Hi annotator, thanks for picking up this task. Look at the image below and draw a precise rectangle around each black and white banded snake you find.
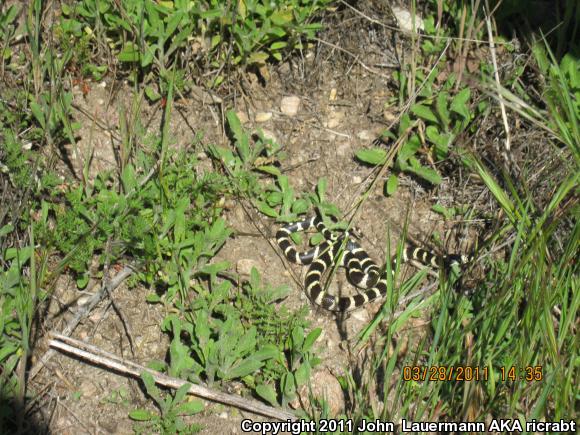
[276,213,471,312]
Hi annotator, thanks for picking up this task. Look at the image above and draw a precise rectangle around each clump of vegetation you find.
[57,0,332,91]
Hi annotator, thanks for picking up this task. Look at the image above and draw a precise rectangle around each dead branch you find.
[48,333,297,421]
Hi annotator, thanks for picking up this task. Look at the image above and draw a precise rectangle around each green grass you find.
[0,0,578,433]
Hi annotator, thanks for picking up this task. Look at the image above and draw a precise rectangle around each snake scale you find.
[276,214,470,312]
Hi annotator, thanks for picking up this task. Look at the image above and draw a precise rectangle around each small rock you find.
[77,294,93,307]
[329,88,337,101]
[326,110,345,129]
[255,111,272,123]
[357,130,374,141]
[237,259,259,275]
[280,96,301,117]
[352,176,362,184]
[391,6,424,33]
[236,111,249,124]
[383,108,397,122]
[218,412,228,419]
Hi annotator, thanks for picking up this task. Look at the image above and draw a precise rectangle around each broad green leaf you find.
[281,372,296,396]
[303,328,322,352]
[227,357,263,379]
[30,102,45,129]
[145,293,161,303]
[294,362,311,386]
[398,114,412,135]
[436,92,451,127]
[166,10,183,36]
[385,173,398,196]
[129,409,154,421]
[291,198,309,214]
[450,88,471,120]
[406,163,442,185]
[256,384,278,407]
[426,126,452,160]
[140,372,160,400]
[211,34,221,49]
[253,345,279,361]
[291,326,304,349]
[411,104,438,124]
[144,86,161,102]
[173,383,191,405]
[397,135,421,165]
[76,272,89,289]
[267,191,283,206]
[0,224,14,237]
[118,42,140,62]
[256,200,278,217]
[256,165,281,176]
[309,233,325,246]
[175,399,204,416]
[226,110,250,162]
[316,177,327,201]
[0,343,17,363]
[355,148,387,165]
[248,51,269,65]
[270,10,292,25]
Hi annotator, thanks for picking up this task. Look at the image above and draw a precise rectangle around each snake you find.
[276,214,470,312]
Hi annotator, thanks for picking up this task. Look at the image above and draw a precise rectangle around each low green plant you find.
[36,148,229,299]
[0,238,37,431]
[532,46,579,163]
[56,0,332,90]
[129,372,203,434]
[356,69,480,194]
[208,110,283,195]
[357,1,492,195]
[0,3,20,64]
[154,266,321,407]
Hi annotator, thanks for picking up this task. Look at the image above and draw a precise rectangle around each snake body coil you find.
[276,214,470,312]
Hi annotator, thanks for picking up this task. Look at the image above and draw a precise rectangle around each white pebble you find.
[280,96,301,117]
[255,111,272,122]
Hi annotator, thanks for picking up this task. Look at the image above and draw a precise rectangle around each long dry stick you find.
[49,334,296,421]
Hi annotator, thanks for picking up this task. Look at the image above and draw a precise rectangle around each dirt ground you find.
[28,3,481,434]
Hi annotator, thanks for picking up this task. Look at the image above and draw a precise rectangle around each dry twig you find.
[49,334,297,421]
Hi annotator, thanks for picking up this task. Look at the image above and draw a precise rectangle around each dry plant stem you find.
[28,265,135,381]
[49,334,297,421]
[484,0,511,152]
